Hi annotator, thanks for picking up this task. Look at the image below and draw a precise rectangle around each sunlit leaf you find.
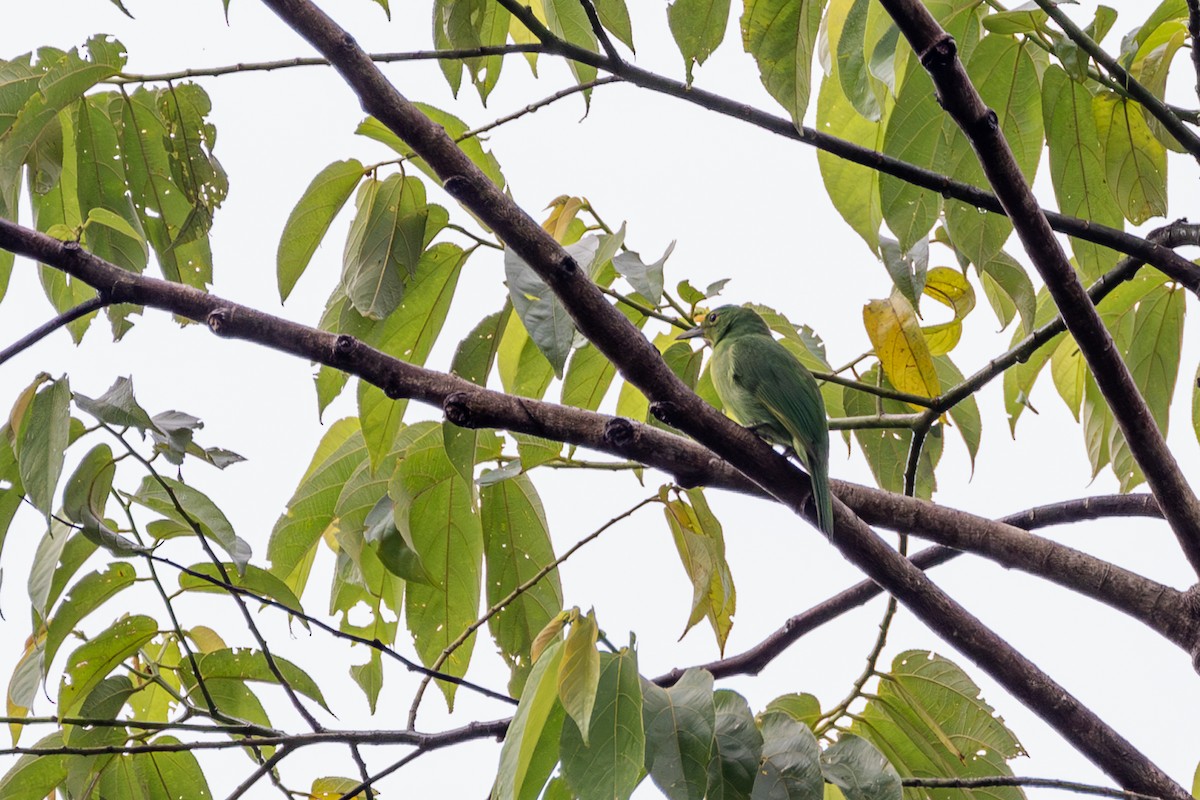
[559,610,601,744]
[495,639,565,800]
[278,159,364,301]
[1092,91,1167,225]
[862,293,940,401]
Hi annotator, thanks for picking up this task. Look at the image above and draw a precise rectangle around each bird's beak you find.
[677,326,705,341]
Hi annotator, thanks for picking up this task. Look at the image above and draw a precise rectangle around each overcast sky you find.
[3,1,1200,797]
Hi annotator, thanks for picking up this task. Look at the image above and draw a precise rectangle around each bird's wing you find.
[731,337,829,461]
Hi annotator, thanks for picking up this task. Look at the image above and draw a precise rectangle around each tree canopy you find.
[1,1,1199,799]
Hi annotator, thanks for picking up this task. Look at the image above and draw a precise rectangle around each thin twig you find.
[111,45,545,83]
[813,371,936,408]
[578,0,621,63]
[335,747,430,800]
[225,745,292,800]
[903,777,1163,800]
[0,295,107,366]
[406,493,660,727]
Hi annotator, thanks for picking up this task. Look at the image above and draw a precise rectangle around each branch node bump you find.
[63,240,82,253]
[558,254,578,275]
[443,175,473,201]
[206,307,231,336]
[649,400,680,427]
[334,334,356,355]
[603,417,636,448]
[383,382,405,400]
[919,34,957,70]
[444,391,475,427]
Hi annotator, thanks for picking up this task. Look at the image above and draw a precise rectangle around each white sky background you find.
[2,0,1200,797]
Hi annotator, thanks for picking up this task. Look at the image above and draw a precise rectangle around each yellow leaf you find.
[863,292,941,401]
[542,195,585,243]
[923,266,975,319]
[187,625,226,654]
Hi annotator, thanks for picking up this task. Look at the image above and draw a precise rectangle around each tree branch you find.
[1188,0,1200,109]
[111,45,545,83]
[903,776,1163,800]
[0,295,108,366]
[658,493,1169,685]
[876,0,1200,583]
[0,220,1187,649]
[252,3,1193,796]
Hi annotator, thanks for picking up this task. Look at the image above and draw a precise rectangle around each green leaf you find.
[44,562,136,679]
[597,0,636,51]
[446,309,510,482]
[560,648,645,800]
[977,251,1035,335]
[944,36,1042,268]
[58,615,156,719]
[129,475,252,574]
[73,376,155,430]
[154,83,227,275]
[643,669,716,800]
[129,737,214,800]
[669,0,732,82]
[178,562,305,621]
[483,473,563,689]
[16,376,70,518]
[1092,92,1166,225]
[707,689,763,800]
[0,37,126,195]
[76,96,148,274]
[933,356,980,471]
[545,0,600,91]
[357,105,506,192]
[0,732,67,799]
[741,0,827,129]
[342,174,432,320]
[662,488,736,653]
[851,651,1025,800]
[197,647,330,712]
[613,242,672,305]
[880,67,946,252]
[844,366,941,498]
[268,419,366,594]
[831,0,885,121]
[117,86,213,286]
[815,71,883,253]
[561,344,618,412]
[391,422,483,708]
[358,242,467,469]
[1003,288,1062,434]
[350,650,384,714]
[559,610,601,744]
[278,159,364,301]
[64,443,141,555]
[820,734,901,800]
[751,711,822,800]
[1042,67,1124,282]
[765,693,821,727]
[506,238,598,377]
[879,237,927,311]
[1050,335,1084,422]
[495,640,566,800]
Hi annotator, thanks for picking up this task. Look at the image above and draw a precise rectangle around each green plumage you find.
[681,305,834,535]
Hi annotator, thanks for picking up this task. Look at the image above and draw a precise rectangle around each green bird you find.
[680,305,834,536]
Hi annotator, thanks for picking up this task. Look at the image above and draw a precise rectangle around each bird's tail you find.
[807,453,834,537]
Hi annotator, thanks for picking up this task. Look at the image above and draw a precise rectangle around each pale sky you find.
[2,1,1199,797]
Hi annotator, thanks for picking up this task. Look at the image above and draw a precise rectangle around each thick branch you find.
[1,221,1186,648]
[876,0,1200,583]
[254,4,1193,796]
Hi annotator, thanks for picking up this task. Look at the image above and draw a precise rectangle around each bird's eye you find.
[707,312,718,323]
